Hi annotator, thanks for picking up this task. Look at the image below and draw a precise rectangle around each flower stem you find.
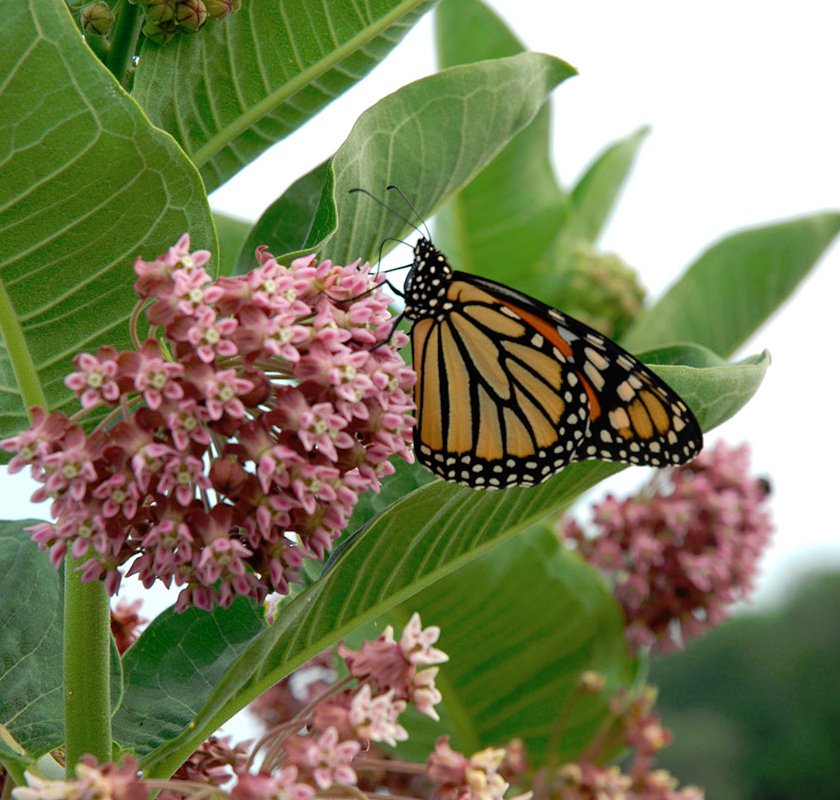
[64,557,112,771]
[105,0,142,89]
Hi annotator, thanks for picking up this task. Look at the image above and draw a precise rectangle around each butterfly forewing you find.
[411,278,591,488]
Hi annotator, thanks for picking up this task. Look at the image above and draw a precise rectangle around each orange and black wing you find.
[411,273,702,488]
[411,277,592,488]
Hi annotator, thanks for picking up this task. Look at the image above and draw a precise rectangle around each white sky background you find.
[3,1,839,616]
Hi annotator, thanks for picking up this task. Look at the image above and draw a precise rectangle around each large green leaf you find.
[123,350,765,780]
[132,1,435,193]
[242,52,576,268]
[213,211,252,277]
[237,161,332,271]
[112,599,265,757]
[388,526,634,765]
[563,126,650,247]
[0,520,64,762]
[431,0,568,295]
[0,520,123,765]
[0,1,215,449]
[622,213,840,356]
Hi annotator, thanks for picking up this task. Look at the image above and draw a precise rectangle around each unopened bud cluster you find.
[133,0,242,43]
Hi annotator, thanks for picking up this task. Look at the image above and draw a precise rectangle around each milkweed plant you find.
[0,2,837,800]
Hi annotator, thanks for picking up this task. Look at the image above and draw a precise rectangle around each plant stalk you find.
[105,0,142,89]
[64,558,112,771]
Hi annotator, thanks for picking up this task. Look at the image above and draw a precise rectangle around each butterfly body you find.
[404,237,703,489]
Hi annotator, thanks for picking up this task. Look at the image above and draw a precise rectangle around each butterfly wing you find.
[411,273,702,488]
[411,276,592,488]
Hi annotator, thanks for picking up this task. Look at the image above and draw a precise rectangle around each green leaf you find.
[213,211,252,277]
[564,126,650,246]
[112,599,265,757]
[133,349,764,780]
[389,526,634,764]
[653,348,769,431]
[251,52,576,266]
[621,212,840,357]
[341,458,436,544]
[132,1,435,193]
[0,520,123,762]
[236,160,332,272]
[431,0,569,294]
[0,520,64,760]
[0,1,214,449]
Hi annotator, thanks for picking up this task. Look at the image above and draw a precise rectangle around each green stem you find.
[105,0,143,89]
[64,558,112,771]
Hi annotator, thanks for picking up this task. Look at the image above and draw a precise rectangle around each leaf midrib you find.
[191,0,428,167]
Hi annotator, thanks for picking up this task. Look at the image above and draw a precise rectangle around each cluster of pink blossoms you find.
[11,619,707,800]
[563,441,773,652]
[1,235,415,610]
[530,679,702,800]
[14,615,454,800]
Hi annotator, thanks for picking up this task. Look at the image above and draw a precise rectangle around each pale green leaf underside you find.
[389,527,634,764]
[622,212,840,357]
[245,52,576,267]
[432,0,569,292]
[0,521,64,761]
[0,1,214,448]
[0,520,123,761]
[133,0,435,193]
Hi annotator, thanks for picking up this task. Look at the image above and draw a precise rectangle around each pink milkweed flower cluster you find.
[14,615,523,800]
[13,757,147,800]
[533,683,703,800]
[1,235,415,611]
[563,441,772,652]
[242,612,448,796]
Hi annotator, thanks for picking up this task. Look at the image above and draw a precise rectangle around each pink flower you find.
[428,740,514,800]
[65,348,121,408]
[564,441,772,652]
[301,726,360,790]
[428,736,469,796]
[348,684,408,746]
[122,340,185,410]
[13,756,147,800]
[410,665,443,720]
[231,769,315,800]
[401,611,449,665]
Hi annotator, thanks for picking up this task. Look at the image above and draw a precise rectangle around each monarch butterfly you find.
[355,188,703,489]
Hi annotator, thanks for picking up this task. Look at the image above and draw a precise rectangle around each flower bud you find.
[554,245,645,339]
[205,0,241,20]
[81,2,114,36]
[143,0,176,23]
[175,0,208,33]
[142,16,177,43]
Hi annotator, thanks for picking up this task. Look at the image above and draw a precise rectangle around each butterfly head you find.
[403,238,453,320]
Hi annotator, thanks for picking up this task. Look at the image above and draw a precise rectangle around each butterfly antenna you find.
[375,236,413,279]
[348,187,428,240]
[386,184,432,241]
